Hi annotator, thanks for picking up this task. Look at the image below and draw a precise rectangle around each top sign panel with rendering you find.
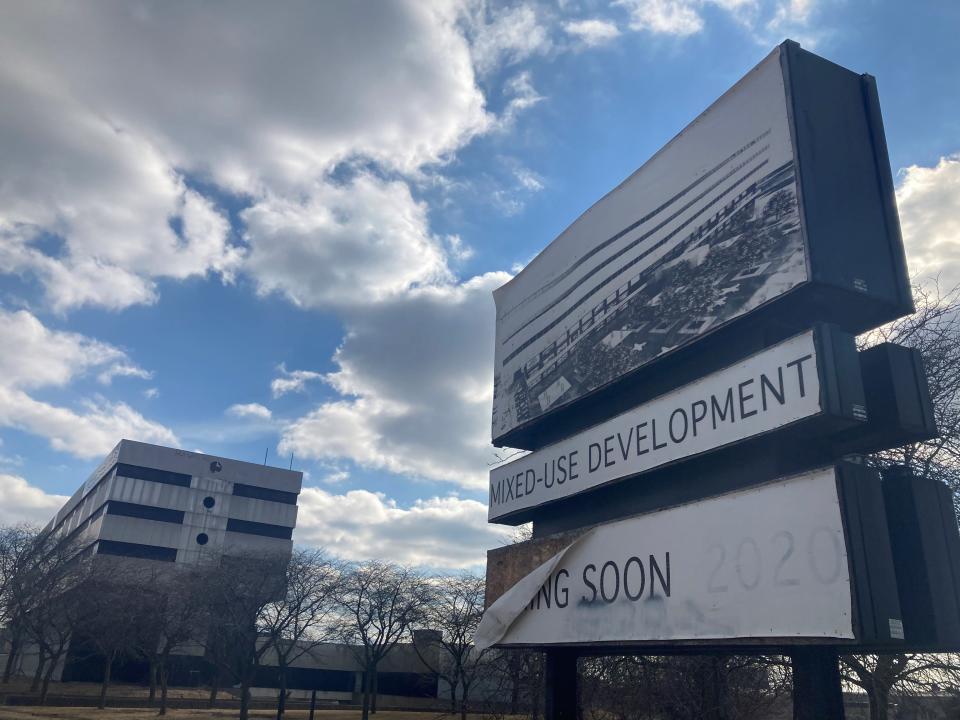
[492,47,804,443]
[491,41,911,447]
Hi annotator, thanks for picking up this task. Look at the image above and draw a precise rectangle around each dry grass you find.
[0,709,509,720]
[0,683,216,701]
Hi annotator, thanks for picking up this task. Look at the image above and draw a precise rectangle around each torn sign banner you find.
[476,467,855,650]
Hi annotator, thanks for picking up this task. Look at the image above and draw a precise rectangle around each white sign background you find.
[492,46,807,439]
[489,330,820,521]
[476,468,853,649]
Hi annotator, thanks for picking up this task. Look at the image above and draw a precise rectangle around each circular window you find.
[196,533,209,546]
[209,461,222,473]
[202,496,215,509]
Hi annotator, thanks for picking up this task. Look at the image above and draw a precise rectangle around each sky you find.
[0,0,958,571]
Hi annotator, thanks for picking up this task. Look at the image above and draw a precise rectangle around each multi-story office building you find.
[44,439,302,564]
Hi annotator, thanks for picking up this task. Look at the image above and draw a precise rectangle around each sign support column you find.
[544,648,578,720]
[791,647,845,720]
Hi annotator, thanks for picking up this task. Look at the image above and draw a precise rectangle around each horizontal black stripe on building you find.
[106,501,185,525]
[116,463,192,488]
[225,517,293,539]
[95,539,177,562]
[232,483,298,505]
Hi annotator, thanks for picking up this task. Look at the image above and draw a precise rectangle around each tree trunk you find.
[509,653,521,714]
[148,658,157,705]
[39,655,59,705]
[371,665,378,714]
[208,672,220,708]
[361,668,372,720]
[30,654,46,692]
[98,653,113,709]
[159,663,170,716]
[239,683,252,720]
[868,681,891,720]
[2,630,21,683]
[275,664,288,720]
[460,680,469,720]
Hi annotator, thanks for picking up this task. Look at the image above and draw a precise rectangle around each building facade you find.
[44,439,302,564]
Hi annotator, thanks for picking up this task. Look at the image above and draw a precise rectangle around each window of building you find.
[196,533,209,546]
[95,539,177,562]
[202,496,216,509]
[232,483,298,505]
[106,501,185,524]
[116,463,192,488]
[225,518,293,540]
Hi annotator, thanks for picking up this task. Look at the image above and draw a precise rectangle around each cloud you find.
[280,272,511,489]
[467,3,552,76]
[617,0,704,35]
[295,486,511,569]
[497,71,546,132]
[0,308,176,458]
[897,154,960,291]
[0,2,489,311]
[612,0,817,43]
[244,174,452,309]
[226,403,273,420]
[271,365,325,398]
[563,18,622,46]
[0,473,68,526]
[97,363,153,385]
[0,390,177,460]
[144,387,160,400]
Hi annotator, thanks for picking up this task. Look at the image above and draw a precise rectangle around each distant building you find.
[44,439,302,565]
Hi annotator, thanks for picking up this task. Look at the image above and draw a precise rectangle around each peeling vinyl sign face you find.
[492,46,805,442]
[489,329,822,522]
[476,468,853,648]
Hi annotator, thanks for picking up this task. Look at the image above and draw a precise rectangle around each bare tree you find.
[258,548,341,720]
[842,281,960,720]
[0,524,37,683]
[1,525,86,692]
[412,572,494,719]
[334,561,432,720]
[76,560,145,709]
[578,654,790,720]
[124,563,209,715]
[200,552,287,720]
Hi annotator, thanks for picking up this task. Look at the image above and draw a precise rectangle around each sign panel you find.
[492,45,805,442]
[489,329,831,522]
[476,468,854,649]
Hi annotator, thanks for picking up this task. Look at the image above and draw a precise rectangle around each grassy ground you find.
[0,710,508,720]
[0,683,217,700]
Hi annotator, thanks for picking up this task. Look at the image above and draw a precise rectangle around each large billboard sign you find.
[492,41,911,448]
[489,326,865,523]
[477,466,901,649]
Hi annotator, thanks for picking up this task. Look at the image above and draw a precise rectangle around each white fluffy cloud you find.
[271,366,325,398]
[244,175,453,308]
[0,1,490,312]
[0,474,67,526]
[0,309,175,458]
[896,154,960,291]
[295,486,511,568]
[280,272,510,489]
[226,403,273,420]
